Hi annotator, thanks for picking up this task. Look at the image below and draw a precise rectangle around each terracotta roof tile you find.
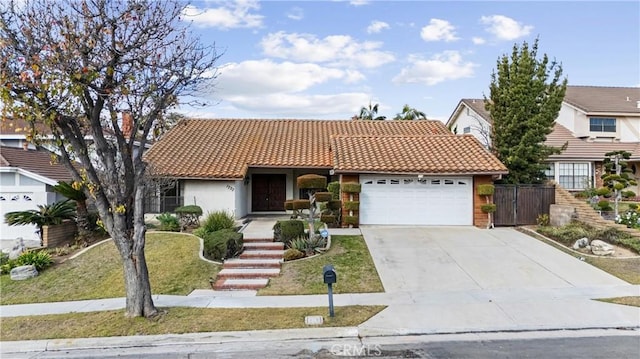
[0,146,74,182]
[331,135,508,175]
[546,123,640,161]
[144,119,454,179]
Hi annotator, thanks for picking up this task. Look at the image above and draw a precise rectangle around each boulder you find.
[572,237,589,250]
[10,265,38,280]
[590,240,615,256]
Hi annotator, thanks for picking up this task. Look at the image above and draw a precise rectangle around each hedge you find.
[341,183,361,193]
[477,184,495,196]
[202,229,243,261]
[174,205,203,216]
[292,199,311,210]
[343,215,359,226]
[327,181,340,200]
[480,204,497,213]
[327,200,342,210]
[343,201,359,211]
[284,200,294,211]
[314,192,333,202]
[320,214,336,224]
[297,174,327,189]
[273,220,305,245]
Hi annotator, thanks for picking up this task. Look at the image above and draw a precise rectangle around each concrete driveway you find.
[360,226,629,293]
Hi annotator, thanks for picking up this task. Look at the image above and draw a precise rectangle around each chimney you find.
[121,112,134,139]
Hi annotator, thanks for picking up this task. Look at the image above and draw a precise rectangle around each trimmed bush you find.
[174,205,203,217]
[480,204,496,213]
[292,199,311,210]
[320,214,336,224]
[343,215,359,226]
[314,192,333,202]
[283,248,305,261]
[327,181,340,200]
[327,200,342,211]
[341,183,361,193]
[273,220,305,246]
[202,229,243,261]
[597,200,612,211]
[201,210,236,233]
[622,190,637,198]
[16,250,53,271]
[595,187,611,196]
[156,213,180,232]
[477,184,495,196]
[297,174,327,189]
[284,200,294,211]
[343,201,360,211]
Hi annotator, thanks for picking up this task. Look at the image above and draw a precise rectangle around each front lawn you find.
[258,235,384,295]
[0,305,386,341]
[0,232,219,305]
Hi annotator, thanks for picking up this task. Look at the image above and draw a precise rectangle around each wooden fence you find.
[494,185,556,226]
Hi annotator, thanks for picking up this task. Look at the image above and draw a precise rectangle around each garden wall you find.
[42,221,77,248]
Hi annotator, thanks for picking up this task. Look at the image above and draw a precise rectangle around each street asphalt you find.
[1,221,639,356]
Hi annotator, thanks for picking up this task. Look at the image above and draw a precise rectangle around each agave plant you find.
[4,200,77,244]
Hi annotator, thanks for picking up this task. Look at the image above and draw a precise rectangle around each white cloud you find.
[480,15,533,40]
[392,51,477,85]
[215,60,365,98]
[367,20,390,34]
[260,31,395,69]
[226,92,371,117]
[181,1,263,29]
[472,37,486,45]
[349,0,370,6]
[420,19,459,42]
[287,7,304,20]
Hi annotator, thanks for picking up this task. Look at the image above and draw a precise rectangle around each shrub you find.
[320,214,336,224]
[629,203,639,210]
[536,222,592,246]
[174,205,203,217]
[314,192,333,202]
[343,215,359,226]
[622,190,637,198]
[297,174,327,189]
[0,252,17,275]
[480,204,496,213]
[202,211,236,233]
[536,214,550,226]
[327,200,342,210]
[283,248,305,261]
[16,250,53,271]
[156,213,180,232]
[327,181,340,200]
[343,201,359,211]
[273,220,305,246]
[202,229,243,261]
[341,183,361,193]
[597,200,612,211]
[596,187,611,196]
[192,226,209,239]
[289,235,326,255]
[292,199,311,210]
[284,200,294,211]
[616,209,640,229]
[477,184,495,196]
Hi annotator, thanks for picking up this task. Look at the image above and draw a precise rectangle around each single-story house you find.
[0,146,73,243]
[144,119,507,227]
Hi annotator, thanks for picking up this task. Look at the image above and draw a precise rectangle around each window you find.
[376,179,387,185]
[390,179,400,185]
[463,126,471,134]
[1,173,15,186]
[589,117,616,133]
[544,163,555,181]
[559,163,590,190]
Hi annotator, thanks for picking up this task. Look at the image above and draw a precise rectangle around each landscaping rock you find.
[10,265,38,280]
[590,240,615,256]
[572,237,589,250]
[8,238,26,260]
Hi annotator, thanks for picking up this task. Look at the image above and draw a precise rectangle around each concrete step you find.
[243,238,274,243]
[217,268,281,279]
[223,258,282,269]
[243,242,284,250]
[240,250,285,259]
[213,278,269,291]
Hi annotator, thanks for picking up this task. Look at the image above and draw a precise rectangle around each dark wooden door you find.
[252,174,286,211]
[494,185,555,226]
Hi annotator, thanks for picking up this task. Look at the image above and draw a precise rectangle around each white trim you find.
[0,167,60,186]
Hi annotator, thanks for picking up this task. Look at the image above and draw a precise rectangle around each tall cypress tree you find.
[485,38,567,184]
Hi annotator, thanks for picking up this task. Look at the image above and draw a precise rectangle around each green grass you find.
[0,232,220,305]
[0,305,386,341]
[258,235,384,295]
[597,296,640,308]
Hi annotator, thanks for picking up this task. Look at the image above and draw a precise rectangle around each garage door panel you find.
[360,176,472,225]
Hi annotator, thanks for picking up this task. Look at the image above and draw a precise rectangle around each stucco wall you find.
[182,180,237,218]
[0,172,53,241]
[450,104,491,148]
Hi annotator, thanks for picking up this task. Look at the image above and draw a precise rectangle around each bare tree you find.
[0,0,220,317]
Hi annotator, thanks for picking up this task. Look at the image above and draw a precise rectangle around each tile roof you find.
[331,135,508,175]
[0,146,74,182]
[143,119,494,179]
[564,86,640,114]
[546,123,640,161]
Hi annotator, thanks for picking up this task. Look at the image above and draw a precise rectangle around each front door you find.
[252,174,286,211]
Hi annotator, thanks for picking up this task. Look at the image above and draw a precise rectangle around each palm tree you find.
[5,200,76,245]
[52,181,92,240]
[356,101,386,121]
[393,104,427,120]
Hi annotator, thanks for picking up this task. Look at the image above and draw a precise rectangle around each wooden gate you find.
[494,185,555,226]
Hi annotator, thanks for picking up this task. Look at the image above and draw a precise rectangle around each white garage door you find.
[359,175,473,225]
[0,192,41,242]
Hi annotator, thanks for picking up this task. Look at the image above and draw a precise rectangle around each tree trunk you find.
[75,201,92,241]
[118,226,157,318]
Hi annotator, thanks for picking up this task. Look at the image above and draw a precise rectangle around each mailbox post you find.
[323,264,337,317]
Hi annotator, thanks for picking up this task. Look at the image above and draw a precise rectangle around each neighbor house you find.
[144,119,508,227]
[445,86,640,192]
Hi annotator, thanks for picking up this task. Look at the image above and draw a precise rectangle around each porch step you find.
[243,238,274,243]
[213,278,269,291]
[223,258,282,269]
[243,242,284,250]
[240,249,285,259]
[217,268,281,279]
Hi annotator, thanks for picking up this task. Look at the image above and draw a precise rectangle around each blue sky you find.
[179,0,640,122]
